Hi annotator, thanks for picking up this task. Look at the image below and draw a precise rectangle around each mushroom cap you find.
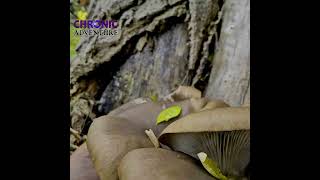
[87,98,222,180]
[159,107,249,134]
[158,107,250,177]
[118,148,215,180]
[70,143,100,180]
[169,86,202,100]
[87,116,154,180]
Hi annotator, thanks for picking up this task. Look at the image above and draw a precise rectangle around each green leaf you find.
[156,105,182,124]
[77,10,88,20]
[150,94,158,102]
[197,152,228,180]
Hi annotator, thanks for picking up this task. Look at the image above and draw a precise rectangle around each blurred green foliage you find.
[77,10,88,20]
[70,25,80,59]
[70,8,87,59]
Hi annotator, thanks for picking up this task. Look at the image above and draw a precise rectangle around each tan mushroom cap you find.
[118,148,215,180]
[159,107,250,136]
[70,143,100,180]
[87,98,222,180]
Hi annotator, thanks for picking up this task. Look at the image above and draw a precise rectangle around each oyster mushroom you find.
[158,107,250,178]
[118,148,214,180]
[70,143,100,180]
[163,86,202,102]
[87,97,228,180]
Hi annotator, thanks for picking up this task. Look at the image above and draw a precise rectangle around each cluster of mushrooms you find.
[70,86,250,180]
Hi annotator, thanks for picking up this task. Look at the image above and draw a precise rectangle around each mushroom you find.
[158,107,250,178]
[163,86,202,102]
[86,90,228,180]
[118,148,214,180]
[70,143,100,180]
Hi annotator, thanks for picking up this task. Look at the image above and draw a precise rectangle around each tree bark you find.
[97,23,189,114]
[70,0,250,140]
[205,0,250,106]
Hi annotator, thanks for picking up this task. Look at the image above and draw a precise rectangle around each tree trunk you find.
[205,0,250,106]
[70,0,250,142]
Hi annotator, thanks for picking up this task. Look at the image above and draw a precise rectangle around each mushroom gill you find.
[158,107,250,178]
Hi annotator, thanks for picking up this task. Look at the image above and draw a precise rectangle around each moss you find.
[208,52,215,63]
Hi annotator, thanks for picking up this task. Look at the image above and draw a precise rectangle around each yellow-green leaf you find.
[150,94,158,102]
[156,105,182,124]
[77,10,88,20]
[197,152,228,180]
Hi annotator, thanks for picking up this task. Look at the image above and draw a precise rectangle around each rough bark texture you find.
[70,0,250,142]
[205,0,250,106]
[98,23,189,114]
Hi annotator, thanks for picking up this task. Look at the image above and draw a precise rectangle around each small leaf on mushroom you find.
[198,152,228,180]
[156,105,182,124]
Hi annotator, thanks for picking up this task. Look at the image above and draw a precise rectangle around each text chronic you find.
[73,20,118,29]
